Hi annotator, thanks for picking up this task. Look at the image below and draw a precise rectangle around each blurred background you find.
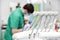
[0,0,60,40]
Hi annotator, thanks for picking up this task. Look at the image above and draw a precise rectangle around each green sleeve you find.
[10,12,19,29]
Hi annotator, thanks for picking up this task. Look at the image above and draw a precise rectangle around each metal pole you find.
[48,15,57,32]
[33,15,44,38]
[29,14,40,39]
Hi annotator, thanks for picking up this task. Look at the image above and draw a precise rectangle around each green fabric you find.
[5,8,24,40]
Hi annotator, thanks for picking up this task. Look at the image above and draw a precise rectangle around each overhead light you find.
[27,0,31,3]
[39,0,43,4]
[27,0,47,4]
[43,0,47,4]
[31,0,38,3]
[31,0,43,4]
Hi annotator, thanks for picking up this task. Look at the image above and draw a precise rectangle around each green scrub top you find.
[5,8,24,40]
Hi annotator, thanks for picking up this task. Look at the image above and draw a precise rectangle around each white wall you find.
[1,0,10,24]
[1,0,60,24]
[0,0,2,40]
[10,0,28,7]
[1,0,27,24]
[43,0,59,11]
[50,0,60,21]
[43,0,60,21]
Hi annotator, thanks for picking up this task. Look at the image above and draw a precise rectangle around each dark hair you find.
[23,3,34,13]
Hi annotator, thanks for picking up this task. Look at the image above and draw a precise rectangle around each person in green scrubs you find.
[5,3,34,40]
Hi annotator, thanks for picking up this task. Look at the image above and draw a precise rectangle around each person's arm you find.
[10,11,24,34]
[12,29,23,34]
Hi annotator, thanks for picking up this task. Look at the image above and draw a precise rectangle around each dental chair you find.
[13,11,60,40]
